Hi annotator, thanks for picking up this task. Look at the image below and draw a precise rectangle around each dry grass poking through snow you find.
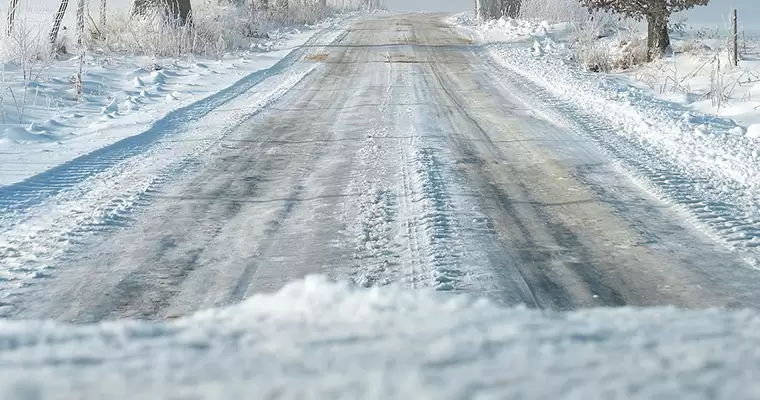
[510,0,760,121]
[630,30,760,118]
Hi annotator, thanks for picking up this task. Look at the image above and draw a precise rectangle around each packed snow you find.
[451,13,760,266]
[1,276,760,399]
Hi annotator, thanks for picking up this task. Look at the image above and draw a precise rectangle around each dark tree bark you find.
[502,0,520,18]
[7,0,19,35]
[477,0,521,20]
[49,0,70,45]
[165,0,192,25]
[132,0,192,26]
[580,0,709,61]
[646,13,670,59]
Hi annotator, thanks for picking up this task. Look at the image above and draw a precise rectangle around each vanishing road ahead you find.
[10,13,760,321]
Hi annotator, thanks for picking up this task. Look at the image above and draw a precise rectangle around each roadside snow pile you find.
[2,276,760,399]
[452,14,760,255]
[0,24,331,186]
[0,3,363,187]
[449,12,561,44]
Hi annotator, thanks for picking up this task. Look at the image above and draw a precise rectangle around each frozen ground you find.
[3,276,760,399]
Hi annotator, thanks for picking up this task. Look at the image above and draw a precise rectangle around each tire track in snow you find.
[0,25,346,220]
[0,31,345,304]
[344,52,402,287]
[408,147,466,291]
[343,20,471,291]
[393,60,468,292]
[478,49,760,266]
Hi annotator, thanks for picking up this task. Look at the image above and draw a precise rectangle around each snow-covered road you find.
[5,13,760,320]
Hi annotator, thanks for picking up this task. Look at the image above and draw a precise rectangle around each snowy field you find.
[0,27,333,186]
[0,0,363,187]
[2,276,760,399]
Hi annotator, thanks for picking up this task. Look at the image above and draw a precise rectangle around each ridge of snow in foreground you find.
[0,275,759,399]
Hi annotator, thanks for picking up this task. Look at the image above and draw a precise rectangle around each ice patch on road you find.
[1,276,760,399]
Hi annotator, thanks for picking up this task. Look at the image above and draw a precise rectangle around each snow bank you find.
[1,276,760,399]
[451,14,760,257]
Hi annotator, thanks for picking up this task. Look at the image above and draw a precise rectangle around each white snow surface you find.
[1,275,760,399]
[451,14,760,263]
[0,17,347,187]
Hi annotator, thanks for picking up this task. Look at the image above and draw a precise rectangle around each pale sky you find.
[384,0,470,12]
[678,0,758,26]
[384,0,758,28]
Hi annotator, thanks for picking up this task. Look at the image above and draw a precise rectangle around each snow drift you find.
[1,275,759,399]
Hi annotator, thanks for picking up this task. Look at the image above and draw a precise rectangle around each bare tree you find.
[579,0,709,59]
[100,0,107,27]
[476,0,520,20]
[502,0,520,17]
[6,0,20,35]
[75,0,85,97]
[132,0,192,26]
[49,0,70,45]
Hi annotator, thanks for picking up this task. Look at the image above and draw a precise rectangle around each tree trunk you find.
[475,0,485,20]
[476,0,492,20]
[49,0,70,45]
[165,0,192,25]
[477,0,500,20]
[6,0,19,35]
[646,13,670,60]
[75,0,84,46]
[100,0,107,28]
[75,0,85,97]
[131,0,149,17]
[489,0,500,19]
[132,0,191,26]
[502,0,520,18]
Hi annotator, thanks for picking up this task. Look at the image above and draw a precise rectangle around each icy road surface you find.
[5,14,760,321]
